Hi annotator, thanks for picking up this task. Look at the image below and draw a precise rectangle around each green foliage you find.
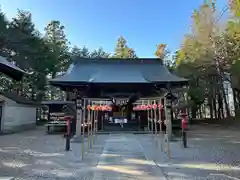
[225,1,240,90]
[44,20,70,75]
[90,47,110,58]
[172,0,240,118]
[0,8,112,101]
[114,36,137,58]
[229,0,240,17]
[173,1,230,118]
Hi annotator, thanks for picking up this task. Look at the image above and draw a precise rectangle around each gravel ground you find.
[0,127,108,180]
[137,126,240,180]
[1,126,240,180]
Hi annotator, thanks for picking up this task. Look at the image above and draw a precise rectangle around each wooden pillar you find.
[96,110,98,133]
[87,100,91,151]
[92,104,96,142]
[100,101,104,131]
[154,100,157,135]
[165,96,172,141]
[151,100,154,135]
[159,98,163,151]
[90,103,93,147]
[81,98,86,160]
[147,100,150,133]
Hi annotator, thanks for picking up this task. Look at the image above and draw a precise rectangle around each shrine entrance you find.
[102,110,140,131]
[86,99,140,132]
[85,97,166,132]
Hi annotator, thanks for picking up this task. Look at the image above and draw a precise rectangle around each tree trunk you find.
[212,82,217,119]
[191,105,197,119]
[212,97,217,119]
[233,89,238,112]
[50,72,56,100]
[220,82,230,117]
[237,90,240,108]
[208,96,214,120]
[199,106,203,119]
[218,71,231,117]
[233,88,240,112]
[217,93,224,119]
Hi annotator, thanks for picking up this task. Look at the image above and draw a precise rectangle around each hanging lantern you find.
[152,103,157,109]
[146,104,151,110]
[87,105,91,110]
[158,104,163,109]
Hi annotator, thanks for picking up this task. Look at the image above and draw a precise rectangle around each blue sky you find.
[1,0,226,57]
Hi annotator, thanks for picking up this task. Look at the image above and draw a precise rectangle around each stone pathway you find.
[92,134,167,180]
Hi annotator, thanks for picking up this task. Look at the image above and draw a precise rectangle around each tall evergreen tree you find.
[114,36,137,58]
[44,20,70,77]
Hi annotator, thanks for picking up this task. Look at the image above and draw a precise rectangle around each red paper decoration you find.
[133,104,164,111]
[86,104,163,111]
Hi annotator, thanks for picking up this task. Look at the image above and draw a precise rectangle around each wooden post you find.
[151,100,154,136]
[92,106,95,143]
[154,100,157,135]
[153,100,156,142]
[101,115,104,130]
[165,97,172,141]
[100,101,104,131]
[164,97,171,159]
[159,98,163,152]
[87,100,91,151]
[141,100,144,131]
[65,118,71,151]
[102,101,105,131]
[147,100,150,133]
[81,98,86,160]
[167,139,171,159]
[90,104,93,147]
[96,110,98,134]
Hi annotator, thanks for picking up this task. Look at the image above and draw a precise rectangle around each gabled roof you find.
[49,58,188,87]
[0,56,27,81]
[0,92,39,106]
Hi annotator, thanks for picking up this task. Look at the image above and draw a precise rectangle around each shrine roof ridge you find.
[73,58,163,65]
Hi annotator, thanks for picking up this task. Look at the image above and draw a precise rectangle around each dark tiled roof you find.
[0,56,27,81]
[0,92,39,106]
[50,58,188,87]
[41,100,75,105]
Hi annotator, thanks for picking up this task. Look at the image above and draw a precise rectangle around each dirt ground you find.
[0,125,240,180]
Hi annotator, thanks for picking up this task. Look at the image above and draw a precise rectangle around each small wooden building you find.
[0,92,39,133]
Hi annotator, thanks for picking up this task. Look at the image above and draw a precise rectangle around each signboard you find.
[114,118,128,124]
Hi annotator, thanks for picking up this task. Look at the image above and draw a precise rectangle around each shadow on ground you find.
[0,128,108,179]
[137,126,240,180]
